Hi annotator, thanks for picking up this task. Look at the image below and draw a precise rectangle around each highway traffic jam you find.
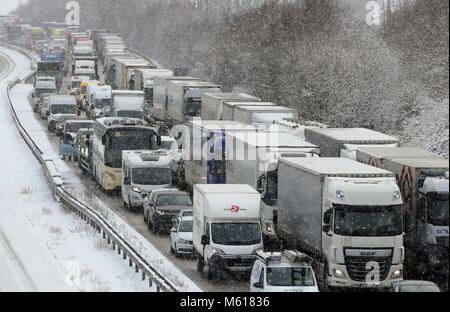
[1,17,448,293]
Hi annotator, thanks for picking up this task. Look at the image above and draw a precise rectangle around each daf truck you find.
[201,93,262,120]
[305,128,400,160]
[193,184,263,280]
[277,157,405,289]
[225,132,320,243]
[356,147,449,281]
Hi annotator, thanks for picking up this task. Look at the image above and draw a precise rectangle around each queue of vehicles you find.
[17,22,448,292]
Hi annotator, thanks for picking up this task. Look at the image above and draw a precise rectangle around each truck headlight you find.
[336,190,345,200]
[333,269,345,277]
[212,248,225,255]
[132,187,142,193]
[391,269,402,279]
[266,223,275,235]
[393,191,401,201]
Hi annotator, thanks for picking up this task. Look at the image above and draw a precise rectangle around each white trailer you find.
[201,93,261,120]
[356,147,449,280]
[112,90,145,120]
[305,128,400,159]
[152,76,200,122]
[222,102,277,121]
[232,105,299,127]
[114,58,155,90]
[193,184,263,280]
[277,157,405,289]
[167,81,221,126]
[225,132,319,241]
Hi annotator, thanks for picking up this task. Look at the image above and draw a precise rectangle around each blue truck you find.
[37,52,64,90]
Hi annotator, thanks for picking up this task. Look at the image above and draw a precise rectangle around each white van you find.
[73,60,96,80]
[88,85,112,119]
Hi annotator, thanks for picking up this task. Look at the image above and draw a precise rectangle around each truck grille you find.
[344,250,392,282]
[223,256,255,268]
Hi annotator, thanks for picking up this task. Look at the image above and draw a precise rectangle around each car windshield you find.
[104,129,157,168]
[156,194,192,207]
[66,122,92,133]
[427,198,449,226]
[51,104,77,115]
[211,223,261,246]
[72,81,82,88]
[132,167,171,185]
[178,220,193,233]
[334,204,403,237]
[95,98,112,109]
[181,211,193,217]
[266,267,316,287]
[399,285,440,292]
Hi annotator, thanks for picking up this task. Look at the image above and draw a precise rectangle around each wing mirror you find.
[124,177,131,185]
[201,234,210,245]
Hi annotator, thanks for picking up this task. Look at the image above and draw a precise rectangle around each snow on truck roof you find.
[202,92,261,102]
[170,80,220,88]
[123,150,172,167]
[280,157,395,177]
[195,184,259,195]
[307,128,399,143]
[227,132,318,149]
[189,120,256,130]
[357,147,443,160]
[224,101,277,107]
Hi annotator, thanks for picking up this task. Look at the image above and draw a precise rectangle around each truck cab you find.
[112,90,146,120]
[250,250,319,292]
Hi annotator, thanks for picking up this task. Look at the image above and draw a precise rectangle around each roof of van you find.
[49,95,77,104]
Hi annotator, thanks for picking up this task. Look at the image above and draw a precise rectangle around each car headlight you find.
[211,247,225,255]
[333,269,345,278]
[253,247,263,255]
[132,187,142,193]
[178,238,190,244]
[156,210,166,216]
[336,190,345,200]
[393,191,401,201]
[392,269,402,279]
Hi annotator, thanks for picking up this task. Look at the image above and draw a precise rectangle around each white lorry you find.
[305,128,400,160]
[222,102,277,121]
[232,105,299,127]
[193,184,264,280]
[152,76,200,123]
[200,93,262,120]
[114,58,155,90]
[356,147,449,281]
[267,119,329,141]
[277,157,405,289]
[111,90,145,120]
[166,81,221,126]
[73,60,96,80]
[122,150,173,211]
[225,132,320,243]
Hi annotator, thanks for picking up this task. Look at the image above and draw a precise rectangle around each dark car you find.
[143,189,193,234]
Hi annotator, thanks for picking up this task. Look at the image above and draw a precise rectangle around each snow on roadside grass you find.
[68,188,202,292]
[19,185,154,292]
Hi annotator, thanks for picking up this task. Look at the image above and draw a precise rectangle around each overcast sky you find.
[0,0,30,15]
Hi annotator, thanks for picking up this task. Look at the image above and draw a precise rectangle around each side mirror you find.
[124,177,131,185]
[201,234,209,245]
[77,109,81,116]
[68,86,71,90]
[253,282,263,289]
[322,224,330,234]
[32,93,35,98]
[157,134,162,147]
[323,209,331,224]
[46,111,50,116]
[257,175,266,194]
[101,135,106,145]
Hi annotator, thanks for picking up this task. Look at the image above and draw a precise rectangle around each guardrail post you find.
[102,231,106,239]
[135,264,139,273]
[123,252,126,260]
[142,272,145,281]
[118,247,121,255]
[148,279,152,288]
[157,285,161,292]
[107,236,110,245]
[112,241,115,250]
[129,259,132,267]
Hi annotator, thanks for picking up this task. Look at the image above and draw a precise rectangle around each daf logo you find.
[360,251,376,256]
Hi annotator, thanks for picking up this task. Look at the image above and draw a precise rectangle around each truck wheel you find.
[322,262,330,292]
[207,265,214,280]
[152,222,158,234]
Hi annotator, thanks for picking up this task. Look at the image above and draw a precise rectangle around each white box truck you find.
[222,102,277,121]
[201,93,261,120]
[193,184,263,280]
[277,157,405,289]
[114,58,155,90]
[232,105,299,127]
[225,132,320,242]
[111,90,145,120]
[166,81,221,126]
[305,128,400,160]
[152,76,201,122]
[356,147,449,281]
